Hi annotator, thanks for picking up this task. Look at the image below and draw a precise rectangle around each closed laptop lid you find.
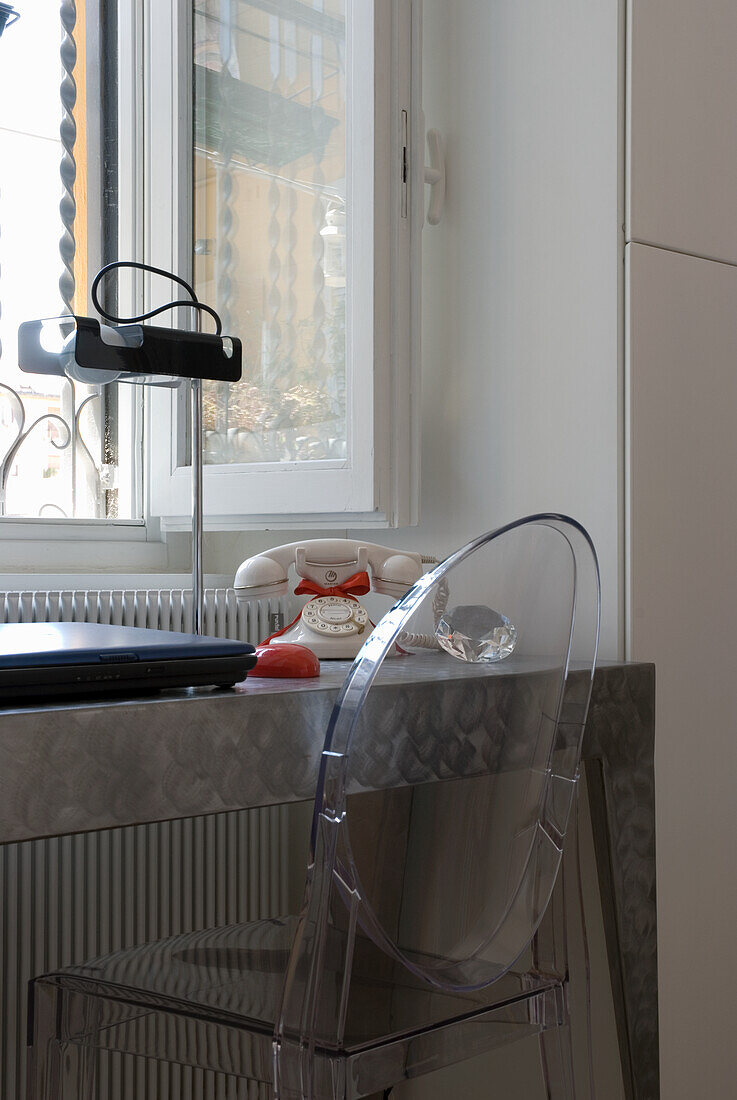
[0,622,253,668]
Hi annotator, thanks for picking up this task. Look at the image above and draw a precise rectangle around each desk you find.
[0,657,656,1099]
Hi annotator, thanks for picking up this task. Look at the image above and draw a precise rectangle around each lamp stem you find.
[192,316,204,635]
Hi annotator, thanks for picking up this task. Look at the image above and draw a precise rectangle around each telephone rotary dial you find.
[301,596,369,637]
[234,539,423,659]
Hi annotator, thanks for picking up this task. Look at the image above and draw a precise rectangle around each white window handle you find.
[424,129,445,226]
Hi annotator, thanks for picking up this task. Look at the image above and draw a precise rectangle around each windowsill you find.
[0,572,233,590]
[0,521,173,575]
[158,510,392,533]
[0,518,147,540]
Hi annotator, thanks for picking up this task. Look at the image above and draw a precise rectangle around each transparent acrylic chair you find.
[27,514,600,1100]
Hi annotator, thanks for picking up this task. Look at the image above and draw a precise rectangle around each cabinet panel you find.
[626,243,737,1100]
[628,0,737,261]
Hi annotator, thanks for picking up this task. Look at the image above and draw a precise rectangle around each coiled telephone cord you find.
[396,572,448,650]
[396,631,441,650]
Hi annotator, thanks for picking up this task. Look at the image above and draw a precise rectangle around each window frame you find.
[140,0,423,532]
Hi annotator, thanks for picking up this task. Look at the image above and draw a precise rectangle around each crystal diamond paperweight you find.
[435,604,518,663]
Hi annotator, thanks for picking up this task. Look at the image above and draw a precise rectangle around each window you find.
[0,0,141,524]
[145,0,422,529]
[194,1,351,469]
[0,0,421,536]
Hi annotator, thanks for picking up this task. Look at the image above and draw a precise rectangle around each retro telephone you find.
[235,539,424,661]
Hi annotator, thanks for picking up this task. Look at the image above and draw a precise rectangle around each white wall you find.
[627,244,737,1100]
[355,0,624,658]
[627,3,737,1096]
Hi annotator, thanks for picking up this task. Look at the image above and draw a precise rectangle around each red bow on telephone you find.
[293,571,371,601]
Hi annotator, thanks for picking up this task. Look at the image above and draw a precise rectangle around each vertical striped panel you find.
[0,810,289,1099]
[0,587,285,643]
[0,587,291,1099]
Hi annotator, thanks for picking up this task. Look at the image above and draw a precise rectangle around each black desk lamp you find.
[17,261,243,634]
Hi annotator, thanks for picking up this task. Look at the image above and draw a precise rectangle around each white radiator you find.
[0,585,292,1100]
[0,585,288,644]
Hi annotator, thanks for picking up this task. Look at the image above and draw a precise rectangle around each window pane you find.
[193,0,348,466]
[0,0,139,521]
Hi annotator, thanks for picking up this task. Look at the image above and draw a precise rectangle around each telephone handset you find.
[234,539,423,660]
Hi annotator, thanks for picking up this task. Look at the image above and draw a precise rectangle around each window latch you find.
[424,129,445,226]
[401,109,409,219]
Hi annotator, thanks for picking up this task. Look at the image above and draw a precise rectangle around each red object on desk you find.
[252,643,320,678]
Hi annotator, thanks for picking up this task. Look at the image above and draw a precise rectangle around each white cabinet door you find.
[628,0,737,262]
[627,242,737,1100]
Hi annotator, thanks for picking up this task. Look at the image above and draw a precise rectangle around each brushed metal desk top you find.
[0,655,650,846]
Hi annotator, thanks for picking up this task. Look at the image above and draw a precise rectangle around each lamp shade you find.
[17,317,242,387]
[0,4,20,37]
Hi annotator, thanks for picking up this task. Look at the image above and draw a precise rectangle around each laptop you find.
[0,622,257,701]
